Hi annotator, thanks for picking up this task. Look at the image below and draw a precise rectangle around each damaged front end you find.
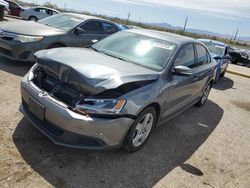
[27,56,159,117]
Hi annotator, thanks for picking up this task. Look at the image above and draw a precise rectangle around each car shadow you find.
[13,100,223,188]
[213,76,234,90]
[0,57,32,77]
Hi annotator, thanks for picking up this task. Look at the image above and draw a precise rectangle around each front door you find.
[71,21,103,47]
[161,44,201,119]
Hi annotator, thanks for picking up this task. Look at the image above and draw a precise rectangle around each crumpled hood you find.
[1,21,65,36]
[34,48,159,95]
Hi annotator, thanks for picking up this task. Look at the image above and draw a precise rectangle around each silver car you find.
[0,13,124,61]
[20,29,216,152]
[20,6,59,21]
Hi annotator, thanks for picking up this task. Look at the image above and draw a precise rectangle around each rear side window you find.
[80,21,101,34]
[102,22,117,34]
[174,44,195,68]
[196,44,209,65]
[9,2,19,8]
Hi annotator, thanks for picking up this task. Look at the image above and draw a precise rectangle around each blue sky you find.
[23,0,250,37]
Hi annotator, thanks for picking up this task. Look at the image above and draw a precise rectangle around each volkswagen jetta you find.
[20,29,216,152]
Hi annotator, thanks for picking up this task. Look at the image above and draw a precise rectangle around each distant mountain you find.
[150,23,250,41]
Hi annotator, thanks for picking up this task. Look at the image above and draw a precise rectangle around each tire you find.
[195,83,212,107]
[29,16,38,21]
[47,44,65,49]
[123,107,157,152]
[220,70,226,77]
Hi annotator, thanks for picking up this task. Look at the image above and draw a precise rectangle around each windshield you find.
[38,14,84,31]
[201,41,224,56]
[92,31,178,71]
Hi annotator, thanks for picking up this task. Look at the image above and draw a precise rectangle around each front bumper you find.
[0,38,44,62]
[20,78,134,150]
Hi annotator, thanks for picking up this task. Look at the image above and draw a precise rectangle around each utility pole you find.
[139,16,141,24]
[183,16,188,32]
[64,0,67,11]
[126,12,130,25]
[233,29,239,40]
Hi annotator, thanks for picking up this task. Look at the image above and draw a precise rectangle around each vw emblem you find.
[38,91,47,97]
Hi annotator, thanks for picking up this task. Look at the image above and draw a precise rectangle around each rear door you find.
[194,44,212,94]
[161,43,200,118]
[73,20,103,47]
[101,22,119,38]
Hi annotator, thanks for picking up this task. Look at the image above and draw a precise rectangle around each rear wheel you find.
[28,16,38,21]
[220,70,226,77]
[123,107,157,152]
[196,83,212,107]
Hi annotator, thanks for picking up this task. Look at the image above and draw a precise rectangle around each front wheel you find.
[195,83,212,107]
[123,107,157,152]
[28,16,38,21]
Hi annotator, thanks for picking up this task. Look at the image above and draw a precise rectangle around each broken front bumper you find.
[20,77,134,150]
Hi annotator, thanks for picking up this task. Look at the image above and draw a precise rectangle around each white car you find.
[20,6,59,21]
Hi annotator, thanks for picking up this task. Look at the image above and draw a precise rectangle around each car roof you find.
[198,39,226,46]
[127,29,196,45]
[61,13,110,22]
[32,6,60,13]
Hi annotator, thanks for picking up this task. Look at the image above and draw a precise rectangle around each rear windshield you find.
[201,41,224,56]
[92,31,178,71]
[38,14,84,31]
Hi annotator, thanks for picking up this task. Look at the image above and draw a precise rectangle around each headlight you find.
[27,64,37,81]
[74,98,126,116]
[14,35,44,43]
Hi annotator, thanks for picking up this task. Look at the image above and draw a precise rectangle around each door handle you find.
[194,75,199,81]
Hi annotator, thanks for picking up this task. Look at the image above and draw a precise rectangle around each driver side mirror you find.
[213,55,222,60]
[74,27,86,35]
[223,54,232,60]
[173,65,193,76]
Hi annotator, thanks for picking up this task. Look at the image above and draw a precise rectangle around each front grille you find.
[22,99,105,148]
[0,46,12,57]
[1,36,14,41]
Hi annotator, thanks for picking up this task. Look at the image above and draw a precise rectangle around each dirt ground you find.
[0,56,249,188]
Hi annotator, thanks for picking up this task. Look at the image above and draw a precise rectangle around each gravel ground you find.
[0,56,249,188]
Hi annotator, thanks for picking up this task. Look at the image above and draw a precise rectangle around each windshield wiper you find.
[100,51,131,62]
[89,46,100,52]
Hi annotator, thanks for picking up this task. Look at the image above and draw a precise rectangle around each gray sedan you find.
[0,13,123,61]
[20,29,216,152]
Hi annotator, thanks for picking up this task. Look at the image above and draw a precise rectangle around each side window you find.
[52,11,58,15]
[10,2,18,8]
[224,46,228,55]
[196,44,208,65]
[80,21,101,34]
[102,22,117,34]
[34,8,40,12]
[45,9,52,15]
[174,44,195,68]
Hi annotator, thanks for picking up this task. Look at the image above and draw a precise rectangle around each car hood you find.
[34,48,159,95]
[1,21,65,36]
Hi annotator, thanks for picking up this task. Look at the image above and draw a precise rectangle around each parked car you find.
[0,0,9,16]
[5,0,24,16]
[20,6,59,21]
[198,39,231,81]
[229,49,250,67]
[0,13,124,61]
[20,29,217,152]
